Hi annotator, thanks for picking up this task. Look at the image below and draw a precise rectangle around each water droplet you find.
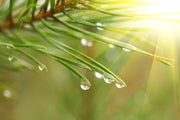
[115,81,126,88]
[80,84,90,90]
[81,38,88,46]
[94,72,103,79]
[122,48,131,52]
[23,24,31,28]
[96,22,104,30]
[38,65,45,71]
[87,41,93,47]
[6,46,11,49]
[104,77,114,84]
[127,45,137,51]
[8,57,13,61]
[97,27,104,30]
[81,38,93,47]
[96,22,102,26]
[115,83,125,88]
[109,44,115,48]
[80,82,90,90]
[3,90,12,98]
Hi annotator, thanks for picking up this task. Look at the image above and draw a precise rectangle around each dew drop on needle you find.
[104,77,114,84]
[3,90,12,98]
[96,22,104,30]
[115,82,125,88]
[80,83,90,90]
[81,38,93,47]
[94,72,103,79]
[38,66,45,71]
[81,38,88,46]
[122,48,131,52]
[6,46,11,49]
[8,57,13,61]
[109,44,115,48]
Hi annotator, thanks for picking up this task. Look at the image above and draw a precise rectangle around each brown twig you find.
[0,0,85,31]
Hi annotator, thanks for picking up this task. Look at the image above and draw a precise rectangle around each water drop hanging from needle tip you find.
[115,82,126,88]
[3,90,12,98]
[38,65,45,71]
[122,48,131,52]
[109,44,115,48]
[81,38,93,47]
[94,72,104,79]
[96,22,104,30]
[80,83,90,90]
[104,77,114,84]
[8,57,13,61]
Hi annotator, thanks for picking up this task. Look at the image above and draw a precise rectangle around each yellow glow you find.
[145,0,180,12]
[130,0,180,36]
[137,0,180,19]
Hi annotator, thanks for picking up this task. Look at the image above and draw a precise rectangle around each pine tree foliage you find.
[0,0,173,90]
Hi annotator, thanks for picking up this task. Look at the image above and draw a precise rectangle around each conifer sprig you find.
[0,0,175,90]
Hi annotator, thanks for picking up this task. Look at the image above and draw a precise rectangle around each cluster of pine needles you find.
[0,0,174,91]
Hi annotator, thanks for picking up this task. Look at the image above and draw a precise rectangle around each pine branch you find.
[0,0,85,30]
[0,0,175,91]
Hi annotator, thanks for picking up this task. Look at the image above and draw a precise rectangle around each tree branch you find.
[0,0,84,31]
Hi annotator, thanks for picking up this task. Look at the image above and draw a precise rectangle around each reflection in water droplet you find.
[87,41,93,47]
[104,77,114,84]
[81,38,88,46]
[38,66,45,71]
[81,38,93,47]
[8,57,13,61]
[3,90,12,98]
[122,44,137,52]
[80,82,90,90]
[97,27,104,30]
[122,48,131,52]
[94,72,103,79]
[109,44,115,48]
[96,22,102,26]
[115,82,125,88]
[96,22,104,30]
[6,46,11,49]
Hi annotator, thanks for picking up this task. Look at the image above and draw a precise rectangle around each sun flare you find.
[146,0,180,12]
[133,0,180,33]
[137,0,180,19]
